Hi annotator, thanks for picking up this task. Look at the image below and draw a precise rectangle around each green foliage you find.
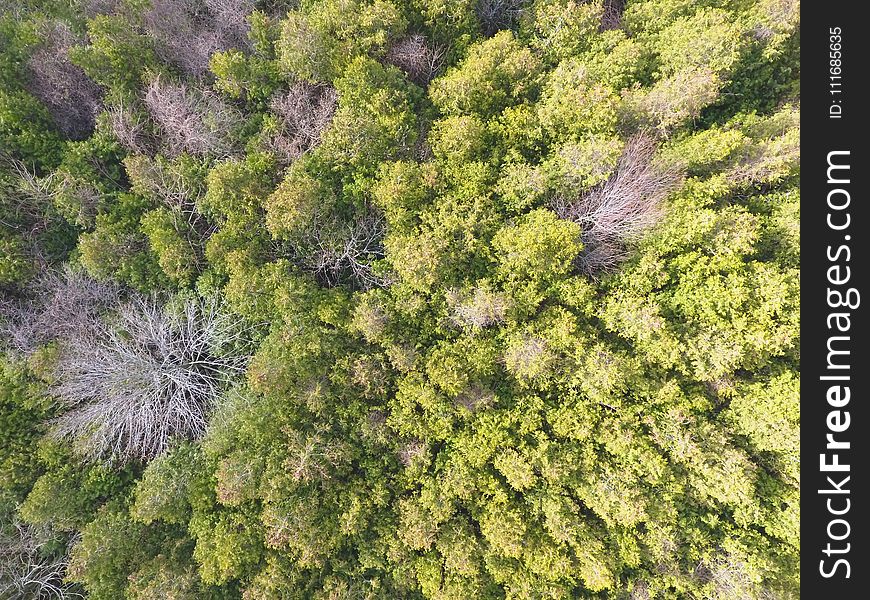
[429,31,542,118]
[0,89,63,168]
[0,1,801,598]
[141,206,200,285]
[211,50,282,104]
[492,208,582,287]
[78,192,168,290]
[277,0,408,82]
[0,360,47,513]
[322,56,421,169]
[19,442,134,531]
[68,11,159,93]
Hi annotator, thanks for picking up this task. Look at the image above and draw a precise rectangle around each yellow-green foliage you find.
[0,1,800,599]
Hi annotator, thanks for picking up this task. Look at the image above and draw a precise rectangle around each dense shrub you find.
[0,1,800,598]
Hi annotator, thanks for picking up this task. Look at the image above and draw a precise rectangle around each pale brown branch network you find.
[552,133,683,275]
[384,34,447,85]
[142,0,255,78]
[0,266,119,356]
[284,428,347,482]
[266,82,338,165]
[106,102,153,156]
[25,22,102,140]
[287,206,391,290]
[476,0,529,37]
[144,77,242,158]
[600,0,625,31]
[0,154,62,260]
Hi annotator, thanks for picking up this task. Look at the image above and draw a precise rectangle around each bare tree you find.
[142,0,255,78]
[476,0,529,36]
[0,266,119,356]
[600,0,625,31]
[454,383,496,412]
[553,134,683,275]
[143,77,242,158]
[0,522,81,599]
[106,102,153,156]
[287,206,389,290]
[74,0,122,17]
[447,287,508,329]
[50,296,248,463]
[266,82,338,165]
[25,22,102,140]
[384,34,446,85]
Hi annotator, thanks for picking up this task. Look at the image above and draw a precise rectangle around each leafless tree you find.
[600,0,625,31]
[0,266,119,356]
[0,158,57,277]
[74,0,122,17]
[447,287,508,329]
[476,0,529,36]
[266,82,338,165]
[0,522,81,599]
[144,77,242,158]
[553,134,683,275]
[142,0,255,78]
[50,296,248,463]
[106,102,153,156]
[123,155,213,239]
[25,22,102,140]
[1,154,56,245]
[288,207,389,290]
[384,34,446,85]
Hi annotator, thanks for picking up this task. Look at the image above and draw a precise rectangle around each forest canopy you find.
[0,0,799,599]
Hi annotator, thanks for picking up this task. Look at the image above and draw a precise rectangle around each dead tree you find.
[50,296,248,463]
[476,0,529,36]
[25,22,102,140]
[290,207,389,290]
[0,266,119,356]
[0,522,81,600]
[143,0,255,78]
[75,0,122,17]
[266,82,338,165]
[385,34,446,85]
[106,102,153,156]
[600,0,625,31]
[143,77,241,158]
[553,134,683,275]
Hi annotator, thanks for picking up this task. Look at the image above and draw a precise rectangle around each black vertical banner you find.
[802,3,868,597]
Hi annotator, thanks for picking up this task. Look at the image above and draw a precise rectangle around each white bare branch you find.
[0,522,82,600]
[49,296,248,463]
[384,34,446,84]
[266,82,338,165]
[553,134,683,275]
[143,0,255,78]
